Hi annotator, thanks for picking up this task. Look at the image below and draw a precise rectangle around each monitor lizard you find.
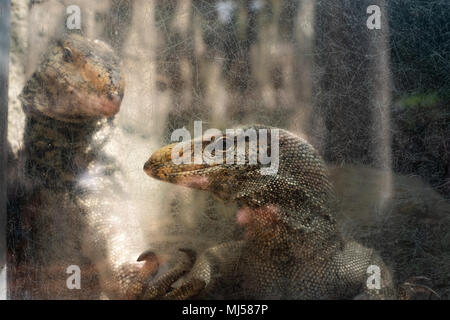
[7,33,145,299]
[140,126,396,299]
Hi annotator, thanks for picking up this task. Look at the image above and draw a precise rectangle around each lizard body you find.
[7,34,140,299]
[143,126,395,299]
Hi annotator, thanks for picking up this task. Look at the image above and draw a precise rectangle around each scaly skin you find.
[141,126,395,299]
[7,34,134,299]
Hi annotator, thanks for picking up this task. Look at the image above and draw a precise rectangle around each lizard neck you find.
[242,204,343,259]
[22,110,105,190]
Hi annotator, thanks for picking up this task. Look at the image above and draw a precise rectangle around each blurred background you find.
[6,0,450,298]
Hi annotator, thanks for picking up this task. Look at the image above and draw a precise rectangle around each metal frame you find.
[0,0,11,300]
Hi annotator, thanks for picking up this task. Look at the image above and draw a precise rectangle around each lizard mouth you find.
[89,92,122,117]
[48,91,122,122]
[143,146,219,191]
[21,85,123,123]
[144,159,213,185]
[69,86,123,120]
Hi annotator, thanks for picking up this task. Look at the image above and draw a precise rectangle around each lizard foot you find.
[130,248,204,300]
[124,250,159,299]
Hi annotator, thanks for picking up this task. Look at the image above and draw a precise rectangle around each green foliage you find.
[397,92,440,108]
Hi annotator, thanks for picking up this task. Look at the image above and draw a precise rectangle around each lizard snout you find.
[143,144,178,180]
[143,159,155,177]
[101,92,122,116]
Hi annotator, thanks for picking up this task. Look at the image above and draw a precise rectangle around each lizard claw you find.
[126,247,205,300]
[137,249,158,262]
[125,250,160,299]
[139,247,204,300]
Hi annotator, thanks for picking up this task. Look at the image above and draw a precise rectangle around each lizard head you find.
[19,33,125,123]
[144,125,337,231]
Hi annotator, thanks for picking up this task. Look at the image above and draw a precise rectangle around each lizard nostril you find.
[107,91,120,101]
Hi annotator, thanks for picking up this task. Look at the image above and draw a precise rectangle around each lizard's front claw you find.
[137,249,159,262]
[134,248,204,300]
[125,249,160,299]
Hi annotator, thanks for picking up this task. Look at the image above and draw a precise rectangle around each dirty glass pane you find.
[3,0,449,300]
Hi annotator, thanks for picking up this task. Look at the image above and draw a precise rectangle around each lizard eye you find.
[62,47,74,62]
